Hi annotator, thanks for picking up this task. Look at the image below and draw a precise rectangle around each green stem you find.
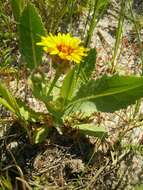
[85,0,98,47]
[85,0,109,47]
[82,0,93,38]
[47,71,60,96]
[111,0,125,73]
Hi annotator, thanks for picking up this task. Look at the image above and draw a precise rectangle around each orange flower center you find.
[57,45,74,55]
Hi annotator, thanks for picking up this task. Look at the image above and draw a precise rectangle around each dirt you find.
[0,121,142,190]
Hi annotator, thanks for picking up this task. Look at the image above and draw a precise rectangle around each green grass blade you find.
[0,83,20,116]
[111,0,125,72]
[85,0,109,46]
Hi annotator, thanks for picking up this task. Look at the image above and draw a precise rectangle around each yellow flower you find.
[37,33,88,64]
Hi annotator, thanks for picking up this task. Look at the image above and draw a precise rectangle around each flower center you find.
[57,45,74,55]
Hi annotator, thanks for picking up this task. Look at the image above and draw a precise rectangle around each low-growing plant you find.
[1,1,143,144]
[0,176,13,190]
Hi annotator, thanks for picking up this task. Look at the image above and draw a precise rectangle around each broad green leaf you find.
[69,75,143,112]
[0,83,20,115]
[19,3,46,70]
[33,125,50,144]
[61,68,76,101]
[80,48,96,80]
[64,101,97,117]
[72,124,107,138]
[11,0,25,22]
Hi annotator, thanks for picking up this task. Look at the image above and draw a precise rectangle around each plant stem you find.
[82,0,93,38]
[85,0,109,47]
[85,0,98,47]
[111,0,125,73]
[68,0,76,32]
[47,71,60,96]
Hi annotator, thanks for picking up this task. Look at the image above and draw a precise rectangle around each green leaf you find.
[0,83,20,116]
[19,3,46,70]
[72,124,107,138]
[61,68,76,101]
[0,176,13,190]
[70,75,143,112]
[0,97,16,114]
[0,83,41,122]
[80,48,96,80]
[33,125,50,144]
[134,185,143,190]
[11,0,25,22]
[16,98,42,122]
[96,0,110,11]
[64,101,97,117]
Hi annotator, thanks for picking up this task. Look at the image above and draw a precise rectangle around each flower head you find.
[37,33,88,64]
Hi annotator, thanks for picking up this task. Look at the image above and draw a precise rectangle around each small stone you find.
[7,141,18,149]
